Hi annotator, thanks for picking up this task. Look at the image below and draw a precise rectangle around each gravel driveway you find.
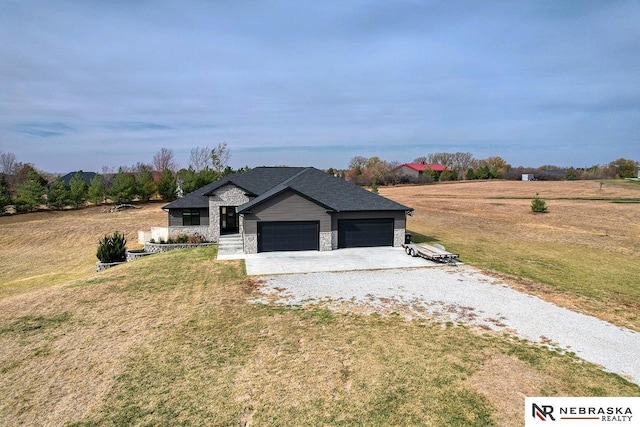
[256,265,640,385]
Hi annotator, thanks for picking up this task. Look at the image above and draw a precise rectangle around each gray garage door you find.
[338,218,394,248]
[257,221,319,252]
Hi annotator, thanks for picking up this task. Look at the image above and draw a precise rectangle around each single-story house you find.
[162,166,413,254]
[58,171,97,187]
[396,163,450,179]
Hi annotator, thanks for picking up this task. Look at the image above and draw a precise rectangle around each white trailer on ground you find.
[402,242,460,264]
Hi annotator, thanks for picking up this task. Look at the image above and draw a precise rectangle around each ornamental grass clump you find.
[187,233,205,244]
[161,233,206,244]
[167,233,189,244]
[96,231,127,263]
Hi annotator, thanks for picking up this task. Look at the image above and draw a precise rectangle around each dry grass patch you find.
[380,180,640,331]
[0,203,166,297]
[466,353,550,427]
[404,179,640,200]
[0,259,184,424]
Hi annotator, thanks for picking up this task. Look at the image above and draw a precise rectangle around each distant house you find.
[522,174,534,181]
[58,171,97,187]
[540,169,567,180]
[395,163,450,180]
[163,167,412,253]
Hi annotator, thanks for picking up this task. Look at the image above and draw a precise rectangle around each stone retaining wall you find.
[126,250,154,262]
[95,261,125,272]
[143,242,216,254]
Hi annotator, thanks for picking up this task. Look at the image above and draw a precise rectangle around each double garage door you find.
[257,219,394,252]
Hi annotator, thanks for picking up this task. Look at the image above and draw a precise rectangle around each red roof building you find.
[395,163,451,179]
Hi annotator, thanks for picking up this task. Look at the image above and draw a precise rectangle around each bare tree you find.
[425,152,476,179]
[189,146,211,172]
[426,152,455,167]
[153,147,177,172]
[129,162,153,173]
[101,165,115,176]
[348,156,368,173]
[210,142,230,173]
[413,156,428,164]
[451,152,475,179]
[385,160,402,185]
[0,151,17,175]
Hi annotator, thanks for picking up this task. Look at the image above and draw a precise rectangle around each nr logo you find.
[532,403,556,421]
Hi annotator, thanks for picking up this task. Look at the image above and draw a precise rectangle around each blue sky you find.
[1,0,639,172]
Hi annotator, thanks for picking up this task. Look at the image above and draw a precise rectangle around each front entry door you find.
[220,206,239,234]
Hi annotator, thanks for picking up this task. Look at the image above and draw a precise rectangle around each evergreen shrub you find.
[96,231,127,263]
[531,193,548,213]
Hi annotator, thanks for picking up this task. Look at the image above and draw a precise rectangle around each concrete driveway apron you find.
[244,246,439,275]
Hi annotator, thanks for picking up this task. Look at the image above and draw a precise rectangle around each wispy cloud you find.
[104,122,173,132]
[8,122,76,138]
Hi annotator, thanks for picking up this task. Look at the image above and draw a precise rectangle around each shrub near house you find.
[96,231,127,263]
[150,233,206,245]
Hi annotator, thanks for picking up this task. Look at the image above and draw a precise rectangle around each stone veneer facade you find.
[208,184,251,243]
[320,231,332,251]
[331,230,339,250]
[394,228,405,247]
[243,233,258,254]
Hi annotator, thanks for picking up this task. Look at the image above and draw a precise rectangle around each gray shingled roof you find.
[204,167,307,197]
[238,167,411,212]
[162,180,217,209]
[162,167,307,210]
[59,171,97,187]
[163,167,412,213]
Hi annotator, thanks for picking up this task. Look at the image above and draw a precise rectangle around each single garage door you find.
[338,218,394,248]
[258,221,319,252]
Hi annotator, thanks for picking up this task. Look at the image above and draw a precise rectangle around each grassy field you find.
[0,203,166,298]
[1,183,639,426]
[381,179,640,332]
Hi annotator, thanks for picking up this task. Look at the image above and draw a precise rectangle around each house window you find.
[182,209,201,226]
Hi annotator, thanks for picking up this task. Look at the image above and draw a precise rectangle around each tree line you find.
[1,146,638,214]
[343,152,639,186]
[0,143,248,214]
